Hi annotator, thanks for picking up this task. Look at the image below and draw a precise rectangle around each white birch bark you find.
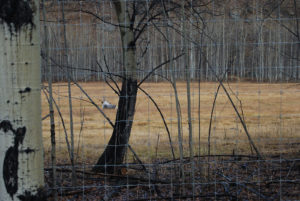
[60,2,77,186]
[182,1,194,196]
[0,0,44,200]
[161,2,185,184]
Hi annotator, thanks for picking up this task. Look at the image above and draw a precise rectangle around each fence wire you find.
[41,0,300,200]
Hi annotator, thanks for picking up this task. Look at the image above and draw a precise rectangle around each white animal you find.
[101,100,117,109]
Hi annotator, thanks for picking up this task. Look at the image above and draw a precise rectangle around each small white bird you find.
[101,97,117,109]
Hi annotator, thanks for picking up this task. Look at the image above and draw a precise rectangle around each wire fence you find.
[41,0,300,200]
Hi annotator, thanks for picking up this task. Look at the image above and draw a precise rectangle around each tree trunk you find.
[60,1,77,186]
[93,78,137,173]
[42,0,57,199]
[0,0,45,200]
[93,0,137,173]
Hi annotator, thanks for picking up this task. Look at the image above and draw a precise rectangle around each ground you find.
[41,81,300,200]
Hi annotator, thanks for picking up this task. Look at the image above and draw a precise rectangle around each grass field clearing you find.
[41,81,300,165]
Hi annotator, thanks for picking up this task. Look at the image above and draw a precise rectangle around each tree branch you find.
[138,86,175,160]
[138,53,184,87]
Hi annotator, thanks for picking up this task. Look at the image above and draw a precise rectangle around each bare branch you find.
[138,86,175,160]
[96,60,120,96]
[42,55,115,128]
[42,88,72,162]
[201,54,264,159]
[138,53,184,87]
[102,54,121,93]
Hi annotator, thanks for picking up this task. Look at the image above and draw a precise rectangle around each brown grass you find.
[42,81,300,165]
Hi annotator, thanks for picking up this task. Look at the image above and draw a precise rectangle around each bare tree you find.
[42,0,57,199]
[93,1,140,173]
[60,0,77,186]
[93,1,180,173]
[182,0,195,195]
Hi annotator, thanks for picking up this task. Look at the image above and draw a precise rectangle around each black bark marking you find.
[0,120,26,199]
[21,148,35,154]
[127,41,136,51]
[18,188,47,201]
[3,147,18,199]
[0,0,35,34]
[0,120,13,132]
[93,78,138,173]
[19,87,31,94]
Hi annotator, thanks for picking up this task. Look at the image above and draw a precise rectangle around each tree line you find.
[41,0,299,82]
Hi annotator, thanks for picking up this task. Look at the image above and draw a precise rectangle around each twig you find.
[208,83,221,157]
[138,86,175,160]
[158,154,259,164]
[138,53,184,87]
[102,53,121,93]
[42,88,72,163]
[155,134,160,159]
[136,40,151,66]
[96,60,120,96]
[42,113,50,121]
[129,193,233,201]
[128,144,147,172]
[201,54,263,159]
[216,171,270,201]
[42,55,115,128]
[46,167,171,185]
[207,83,221,183]
[75,102,85,162]
[219,81,263,159]
[74,82,115,128]
[226,81,246,122]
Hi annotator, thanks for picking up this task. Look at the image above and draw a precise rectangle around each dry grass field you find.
[41,81,300,166]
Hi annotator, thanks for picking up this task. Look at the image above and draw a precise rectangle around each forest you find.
[0,0,299,200]
[41,0,300,82]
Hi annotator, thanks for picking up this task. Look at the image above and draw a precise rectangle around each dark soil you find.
[44,154,300,200]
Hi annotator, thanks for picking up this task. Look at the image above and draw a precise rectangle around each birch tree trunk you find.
[0,0,45,200]
[93,1,138,173]
[42,0,57,199]
[61,1,77,186]
[182,1,194,195]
